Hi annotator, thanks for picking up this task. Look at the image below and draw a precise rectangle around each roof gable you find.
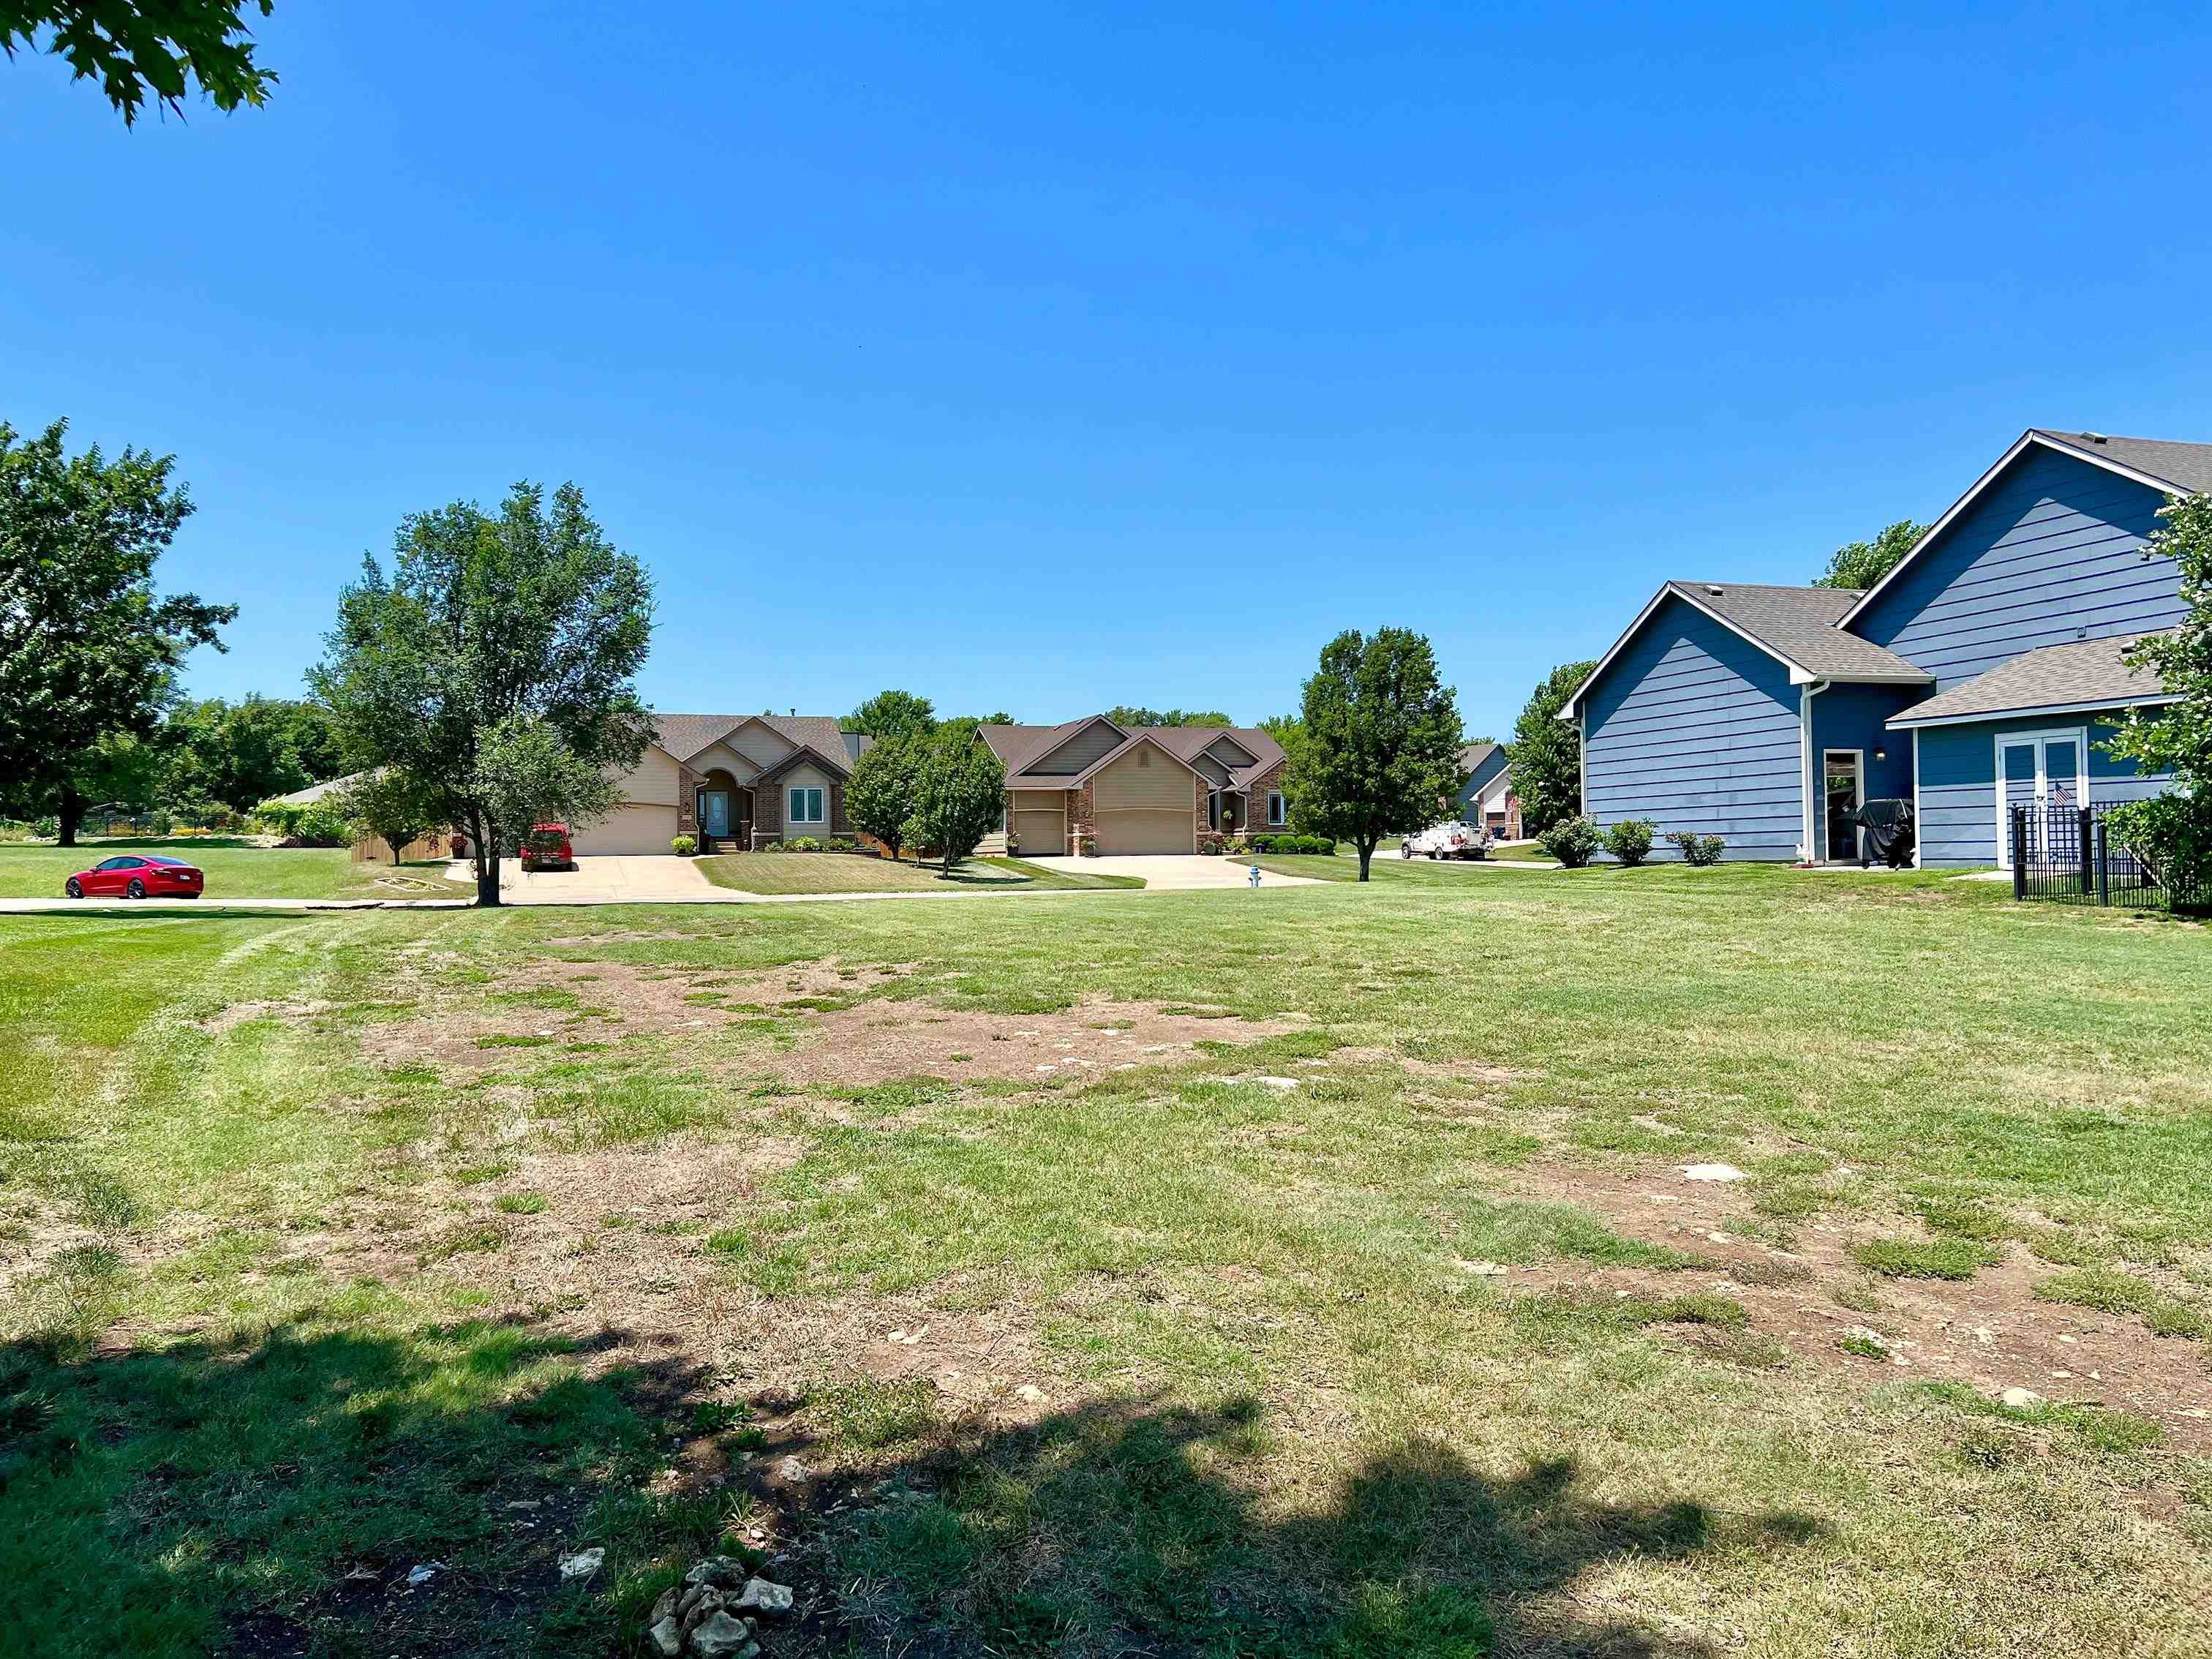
[1563,582,1928,719]
[1840,429,2212,631]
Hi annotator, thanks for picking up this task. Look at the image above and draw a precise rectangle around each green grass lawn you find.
[697,851,1144,894]
[1,866,2208,1655]
[0,838,458,900]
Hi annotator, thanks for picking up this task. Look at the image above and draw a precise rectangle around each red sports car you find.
[64,854,205,899]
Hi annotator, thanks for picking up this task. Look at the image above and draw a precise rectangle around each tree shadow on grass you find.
[0,1309,723,1659]
[811,1391,1830,1658]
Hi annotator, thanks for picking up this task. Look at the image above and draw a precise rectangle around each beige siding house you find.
[572,713,870,855]
[977,717,1290,857]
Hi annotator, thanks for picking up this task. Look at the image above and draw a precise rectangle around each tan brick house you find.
[976,717,1289,857]
[572,713,870,855]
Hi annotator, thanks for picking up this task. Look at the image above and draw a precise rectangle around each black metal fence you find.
[2009,802,2203,912]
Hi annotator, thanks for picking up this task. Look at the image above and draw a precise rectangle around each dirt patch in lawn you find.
[361,956,1306,1089]
[1497,1160,2212,1453]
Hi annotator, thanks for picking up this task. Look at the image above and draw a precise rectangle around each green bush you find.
[32,816,59,840]
[2105,794,2212,908]
[669,834,697,857]
[827,837,857,853]
[1537,814,1600,868]
[773,836,827,853]
[1668,830,1726,865]
[1603,817,1656,867]
[1247,832,1335,854]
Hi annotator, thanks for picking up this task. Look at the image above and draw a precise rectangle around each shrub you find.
[285,802,350,848]
[1224,832,1252,856]
[33,816,59,840]
[1603,817,1656,868]
[777,836,826,853]
[827,837,856,853]
[1197,832,1225,855]
[1537,814,1600,868]
[1669,830,1726,866]
[669,835,697,857]
[1248,832,1336,854]
[2105,794,2212,907]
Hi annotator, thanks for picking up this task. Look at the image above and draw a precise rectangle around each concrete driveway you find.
[451,855,729,904]
[1021,854,1323,890]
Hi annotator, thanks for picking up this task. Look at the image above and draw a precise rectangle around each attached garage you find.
[569,804,680,856]
[1009,789,1067,857]
[1091,743,1195,854]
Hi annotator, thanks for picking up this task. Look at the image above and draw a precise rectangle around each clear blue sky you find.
[7,3,2210,740]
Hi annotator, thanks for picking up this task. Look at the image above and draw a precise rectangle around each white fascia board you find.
[1885,694,2178,731]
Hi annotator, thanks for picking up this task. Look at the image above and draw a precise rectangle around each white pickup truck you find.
[1400,821,1490,860]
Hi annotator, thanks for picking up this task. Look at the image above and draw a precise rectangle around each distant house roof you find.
[1562,580,1930,720]
[1839,429,2212,629]
[1885,633,2176,729]
[1459,741,1510,795]
[652,713,864,773]
[263,771,367,808]
[980,719,1285,791]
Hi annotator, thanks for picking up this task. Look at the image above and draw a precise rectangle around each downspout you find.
[1799,680,1830,862]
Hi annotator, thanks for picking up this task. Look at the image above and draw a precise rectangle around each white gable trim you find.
[1017,715,1128,775]
[1067,729,1205,788]
[1560,582,1816,721]
[1837,431,2192,631]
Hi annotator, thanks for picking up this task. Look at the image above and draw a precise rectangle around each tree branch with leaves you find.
[1286,628,1463,881]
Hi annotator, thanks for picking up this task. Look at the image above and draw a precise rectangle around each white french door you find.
[1994,729,2085,870]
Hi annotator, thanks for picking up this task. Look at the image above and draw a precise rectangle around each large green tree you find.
[905,721,1006,874]
[1507,659,1596,838]
[1287,628,1464,881]
[2106,493,2212,900]
[843,729,925,862]
[846,688,936,742]
[312,481,653,906]
[1,0,275,124]
[1813,519,1928,590]
[0,419,233,843]
[163,694,342,813]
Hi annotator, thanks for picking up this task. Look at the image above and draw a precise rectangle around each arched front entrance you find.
[696,770,753,851]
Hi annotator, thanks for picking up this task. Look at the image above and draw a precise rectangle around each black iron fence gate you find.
[2009,802,2201,911]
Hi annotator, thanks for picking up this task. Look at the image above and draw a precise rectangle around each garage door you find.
[569,804,680,856]
[1095,809,1192,854]
[1011,800,1065,857]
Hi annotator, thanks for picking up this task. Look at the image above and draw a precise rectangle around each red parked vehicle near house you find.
[64,854,204,899]
[519,824,576,872]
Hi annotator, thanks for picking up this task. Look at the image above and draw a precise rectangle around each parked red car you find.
[64,854,204,899]
[519,823,576,872]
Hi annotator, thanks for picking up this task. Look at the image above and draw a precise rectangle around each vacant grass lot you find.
[698,852,1144,894]
[1,866,2208,1656]
[0,838,456,900]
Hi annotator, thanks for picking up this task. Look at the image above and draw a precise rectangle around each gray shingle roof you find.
[1458,740,1500,774]
[1885,633,2175,728]
[652,713,861,772]
[1665,582,1933,682]
[2030,431,2212,495]
[983,718,1285,791]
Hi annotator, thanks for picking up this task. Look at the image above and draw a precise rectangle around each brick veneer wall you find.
[1247,761,1287,829]
[1070,779,1096,840]
[677,762,701,834]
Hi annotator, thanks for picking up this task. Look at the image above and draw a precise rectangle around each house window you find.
[788,786,824,824]
[1267,791,1286,827]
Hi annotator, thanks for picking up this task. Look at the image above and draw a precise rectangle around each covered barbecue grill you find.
[1852,797,1916,868]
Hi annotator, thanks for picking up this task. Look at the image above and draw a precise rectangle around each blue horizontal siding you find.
[1915,715,2173,867]
[1854,447,2185,688]
[1809,683,1922,859]
[1583,594,1803,861]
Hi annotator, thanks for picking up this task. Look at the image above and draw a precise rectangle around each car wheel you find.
[127,879,146,898]
[65,878,82,898]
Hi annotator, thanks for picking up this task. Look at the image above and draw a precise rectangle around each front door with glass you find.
[1822,750,1862,862]
[700,791,732,839]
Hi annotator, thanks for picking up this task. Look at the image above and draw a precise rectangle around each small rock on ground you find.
[1681,1162,1748,1182]
[557,1547,603,1579]
[2000,1386,2045,1410]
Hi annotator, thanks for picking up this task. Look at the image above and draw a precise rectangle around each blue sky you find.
[7,3,2211,740]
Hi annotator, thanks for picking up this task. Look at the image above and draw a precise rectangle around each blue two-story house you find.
[1558,429,2207,866]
